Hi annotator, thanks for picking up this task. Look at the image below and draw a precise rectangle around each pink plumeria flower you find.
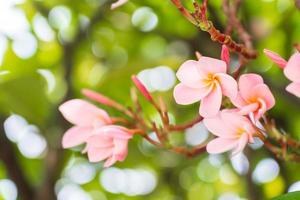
[111,0,128,10]
[59,99,112,149]
[264,49,300,97]
[204,110,257,155]
[173,57,237,117]
[231,74,275,121]
[85,125,132,167]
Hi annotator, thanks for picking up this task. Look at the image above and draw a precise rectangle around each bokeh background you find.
[0,0,300,199]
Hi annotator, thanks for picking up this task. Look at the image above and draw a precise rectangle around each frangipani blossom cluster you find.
[58,45,300,168]
[174,46,275,155]
[59,99,133,167]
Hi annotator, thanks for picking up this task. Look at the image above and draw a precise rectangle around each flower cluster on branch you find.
[58,0,300,167]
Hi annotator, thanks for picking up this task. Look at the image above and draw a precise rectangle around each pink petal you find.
[250,84,275,109]
[221,45,230,66]
[236,103,259,116]
[284,53,300,82]
[203,114,237,138]
[173,83,211,105]
[86,135,113,149]
[215,73,237,99]
[199,83,222,117]
[231,93,247,108]
[113,139,129,161]
[220,111,253,133]
[254,98,267,120]
[206,137,238,154]
[62,126,93,148]
[263,49,287,69]
[94,125,133,140]
[197,56,227,75]
[238,74,264,100]
[111,0,128,10]
[176,60,206,88]
[87,147,112,163]
[59,99,111,126]
[286,82,300,98]
[231,133,249,156]
[104,156,118,167]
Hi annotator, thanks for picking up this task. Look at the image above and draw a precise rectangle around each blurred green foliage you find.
[0,0,300,200]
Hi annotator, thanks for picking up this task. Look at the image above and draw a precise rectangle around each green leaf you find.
[272,192,300,200]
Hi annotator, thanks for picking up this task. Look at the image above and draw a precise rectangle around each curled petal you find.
[215,73,237,99]
[206,138,238,154]
[250,84,275,109]
[231,93,247,108]
[111,0,128,10]
[286,82,300,98]
[263,49,287,69]
[176,60,206,88]
[284,53,300,82]
[174,83,211,105]
[236,103,259,116]
[200,83,222,117]
[238,74,264,100]
[59,99,111,126]
[62,126,93,148]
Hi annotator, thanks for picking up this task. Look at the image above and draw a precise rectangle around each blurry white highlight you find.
[100,167,157,196]
[137,66,176,92]
[4,114,47,159]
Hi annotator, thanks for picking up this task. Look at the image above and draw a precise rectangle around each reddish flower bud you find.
[131,75,153,102]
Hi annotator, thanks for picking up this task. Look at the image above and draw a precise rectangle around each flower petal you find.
[231,93,247,108]
[86,135,113,149]
[231,133,248,156]
[206,137,238,154]
[173,83,211,105]
[62,126,93,148]
[87,147,112,163]
[104,156,118,167]
[250,84,275,109]
[238,74,264,100]
[197,57,227,75]
[215,73,237,99]
[263,49,287,69]
[113,139,129,161]
[176,60,206,88]
[94,125,133,140]
[286,82,300,98]
[284,53,300,82]
[236,103,259,116]
[203,114,237,138]
[59,99,111,126]
[200,83,222,117]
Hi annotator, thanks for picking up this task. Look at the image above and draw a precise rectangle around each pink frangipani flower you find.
[111,0,128,10]
[173,57,237,117]
[59,99,112,148]
[231,74,275,121]
[264,49,300,97]
[204,110,257,155]
[85,125,132,167]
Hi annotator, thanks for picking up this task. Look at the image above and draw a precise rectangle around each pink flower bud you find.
[263,49,287,69]
[221,45,230,66]
[131,75,154,102]
[82,89,116,107]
